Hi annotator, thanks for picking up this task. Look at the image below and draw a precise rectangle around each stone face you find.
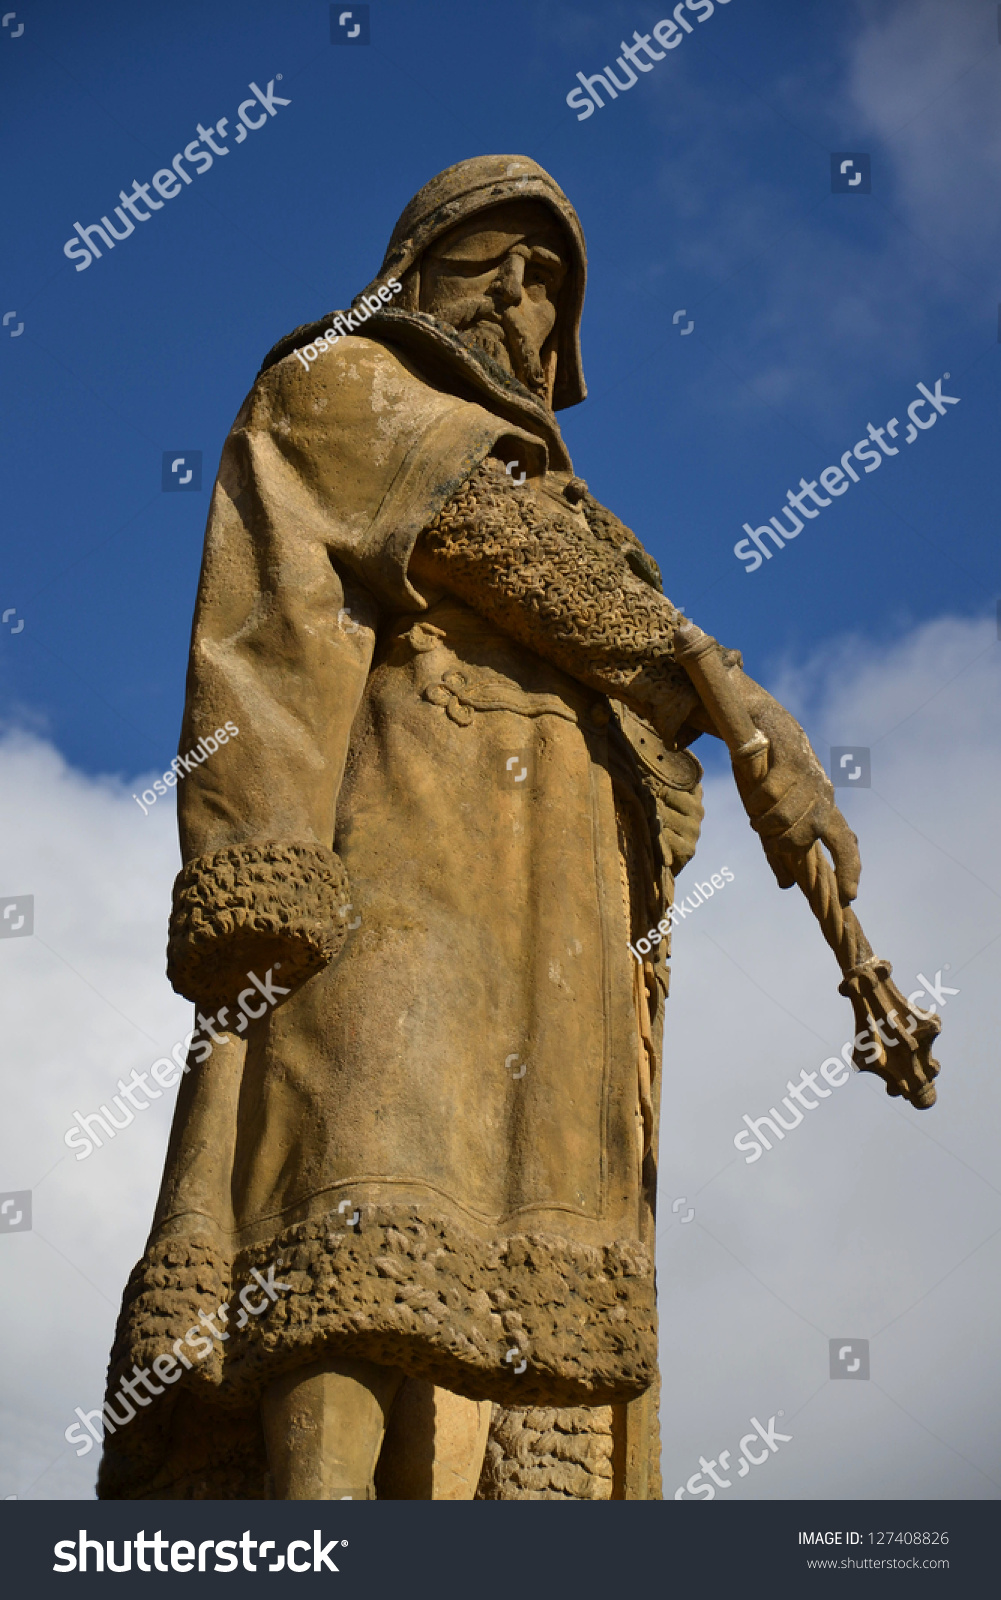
[100,154,875,1502]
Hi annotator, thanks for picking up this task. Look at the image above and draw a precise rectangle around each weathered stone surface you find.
[101,154,879,1501]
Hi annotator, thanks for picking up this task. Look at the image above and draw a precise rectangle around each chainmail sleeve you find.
[409,457,702,744]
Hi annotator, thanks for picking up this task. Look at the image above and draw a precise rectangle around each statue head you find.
[367,155,587,412]
[418,200,568,408]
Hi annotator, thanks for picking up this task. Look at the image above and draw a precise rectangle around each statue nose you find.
[490,251,525,308]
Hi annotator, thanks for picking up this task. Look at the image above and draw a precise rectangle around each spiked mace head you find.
[839,956,940,1108]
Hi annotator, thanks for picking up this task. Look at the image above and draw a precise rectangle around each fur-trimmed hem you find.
[97,1203,656,1498]
[477,1404,615,1500]
[166,839,350,1006]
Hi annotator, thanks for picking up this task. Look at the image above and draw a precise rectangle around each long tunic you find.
[98,322,702,1498]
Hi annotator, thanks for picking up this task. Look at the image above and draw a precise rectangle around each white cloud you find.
[606,0,998,431]
[0,733,189,1499]
[2,614,999,1499]
[847,0,1001,271]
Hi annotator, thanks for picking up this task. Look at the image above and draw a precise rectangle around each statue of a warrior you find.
[98,155,938,1501]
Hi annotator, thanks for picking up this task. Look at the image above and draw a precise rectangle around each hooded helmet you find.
[361,154,586,411]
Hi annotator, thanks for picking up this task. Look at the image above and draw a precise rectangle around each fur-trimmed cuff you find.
[166,840,350,1006]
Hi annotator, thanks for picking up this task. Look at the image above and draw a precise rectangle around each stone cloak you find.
[98,326,683,1499]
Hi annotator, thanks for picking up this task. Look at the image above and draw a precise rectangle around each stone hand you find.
[731,684,861,903]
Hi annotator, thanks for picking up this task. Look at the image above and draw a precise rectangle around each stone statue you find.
[98,155,940,1502]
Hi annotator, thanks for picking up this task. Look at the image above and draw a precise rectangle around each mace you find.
[673,623,940,1110]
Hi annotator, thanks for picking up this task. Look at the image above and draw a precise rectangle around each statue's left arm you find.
[680,661,860,902]
[410,455,860,903]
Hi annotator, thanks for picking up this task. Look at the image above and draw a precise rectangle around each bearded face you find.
[418,201,568,407]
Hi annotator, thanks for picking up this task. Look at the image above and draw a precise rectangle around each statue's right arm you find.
[165,369,382,1012]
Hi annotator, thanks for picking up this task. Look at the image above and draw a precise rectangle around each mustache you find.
[498,311,547,395]
[446,294,500,330]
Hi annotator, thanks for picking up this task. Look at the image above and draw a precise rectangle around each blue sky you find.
[3,0,1001,1505]
[1,0,997,779]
